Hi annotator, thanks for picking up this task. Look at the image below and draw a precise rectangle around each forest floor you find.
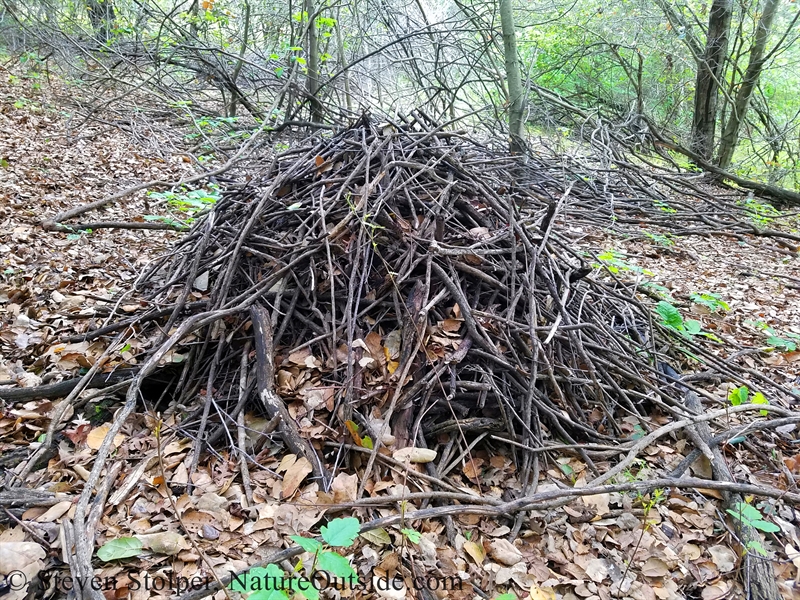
[3,68,800,600]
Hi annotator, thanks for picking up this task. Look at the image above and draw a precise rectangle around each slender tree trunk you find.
[228,0,251,118]
[188,0,199,37]
[498,0,524,153]
[86,0,116,42]
[335,7,353,114]
[304,0,323,122]
[691,0,732,160]
[716,0,780,169]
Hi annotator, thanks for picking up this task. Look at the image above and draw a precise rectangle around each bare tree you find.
[716,0,781,168]
[304,0,323,122]
[86,0,115,42]
[498,0,524,153]
[691,0,733,160]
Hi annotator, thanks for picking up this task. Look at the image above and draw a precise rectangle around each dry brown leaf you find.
[281,456,313,498]
[35,500,72,523]
[463,458,484,480]
[86,424,125,450]
[135,531,188,555]
[708,544,736,573]
[489,538,523,566]
[392,447,437,463]
[331,472,358,503]
[463,540,485,564]
[0,541,45,600]
[582,493,610,516]
[640,557,670,578]
[701,581,732,600]
[277,454,298,472]
[528,586,557,600]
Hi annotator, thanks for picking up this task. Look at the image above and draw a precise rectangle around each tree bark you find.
[86,0,116,42]
[716,0,781,169]
[335,7,353,113]
[691,0,732,160]
[498,0,524,153]
[304,0,323,122]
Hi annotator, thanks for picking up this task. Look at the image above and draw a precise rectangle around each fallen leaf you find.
[281,456,313,498]
[489,538,523,566]
[708,544,736,573]
[529,586,557,600]
[136,531,188,555]
[640,557,669,578]
[392,447,437,463]
[86,424,125,450]
[463,540,485,564]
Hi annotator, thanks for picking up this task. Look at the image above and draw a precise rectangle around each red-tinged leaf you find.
[64,423,91,445]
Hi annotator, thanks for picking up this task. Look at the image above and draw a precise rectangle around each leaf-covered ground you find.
[3,71,800,600]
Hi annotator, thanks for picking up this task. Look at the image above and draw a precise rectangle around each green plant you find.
[739,195,779,227]
[400,528,421,544]
[145,185,220,227]
[230,517,361,600]
[728,386,769,415]
[689,292,729,313]
[640,282,675,301]
[726,502,778,557]
[654,199,677,213]
[655,301,719,340]
[594,250,653,276]
[746,321,799,352]
[643,232,673,247]
[97,537,143,561]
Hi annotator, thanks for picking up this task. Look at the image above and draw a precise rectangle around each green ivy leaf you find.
[97,537,143,561]
[401,528,421,544]
[494,594,518,600]
[727,502,762,525]
[320,517,360,547]
[747,540,768,556]
[229,565,278,592]
[751,519,780,533]
[751,392,769,416]
[684,319,702,335]
[656,301,683,330]
[249,591,289,600]
[766,335,796,351]
[294,577,319,600]
[728,386,749,407]
[317,550,357,579]
[290,536,323,554]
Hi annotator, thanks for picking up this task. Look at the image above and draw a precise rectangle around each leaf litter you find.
[2,70,800,600]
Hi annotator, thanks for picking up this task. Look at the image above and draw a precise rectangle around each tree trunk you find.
[86,0,115,42]
[716,0,781,169]
[691,0,732,160]
[335,7,353,114]
[304,0,323,123]
[228,0,251,118]
[498,0,524,153]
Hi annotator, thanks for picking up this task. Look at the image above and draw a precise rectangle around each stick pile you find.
[126,114,711,485]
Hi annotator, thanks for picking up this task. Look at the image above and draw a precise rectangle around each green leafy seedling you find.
[728,386,769,416]
[656,301,719,341]
[401,528,422,544]
[320,517,360,547]
[727,502,779,533]
[690,292,729,313]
